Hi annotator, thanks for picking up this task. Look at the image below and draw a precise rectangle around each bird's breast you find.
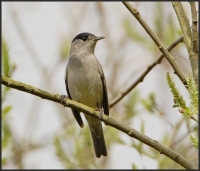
[67,55,103,108]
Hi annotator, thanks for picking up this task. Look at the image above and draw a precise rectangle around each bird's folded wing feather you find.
[65,68,84,127]
[98,62,109,116]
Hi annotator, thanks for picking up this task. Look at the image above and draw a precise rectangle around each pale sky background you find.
[2,2,198,169]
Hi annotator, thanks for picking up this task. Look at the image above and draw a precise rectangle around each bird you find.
[64,32,109,158]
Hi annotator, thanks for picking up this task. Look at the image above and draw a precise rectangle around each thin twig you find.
[122,2,187,87]
[110,36,184,108]
[170,125,197,148]
[167,118,185,148]
[189,115,199,123]
[1,76,197,170]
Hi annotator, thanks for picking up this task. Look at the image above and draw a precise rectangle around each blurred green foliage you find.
[2,106,12,120]
[131,163,138,169]
[123,17,155,50]
[2,37,15,166]
[2,37,11,77]
[123,90,139,123]
[2,1,198,169]
[120,85,198,169]
[123,2,182,52]
[59,39,70,61]
[167,72,198,119]
[53,118,123,168]
[186,74,198,116]
[189,134,198,149]
[166,73,198,151]
[141,93,156,113]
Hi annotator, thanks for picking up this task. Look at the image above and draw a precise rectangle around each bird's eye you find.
[82,36,88,41]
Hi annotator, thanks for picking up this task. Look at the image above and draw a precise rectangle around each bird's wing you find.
[65,68,84,128]
[98,62,109,116]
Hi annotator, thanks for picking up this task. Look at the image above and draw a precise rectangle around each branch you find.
[189,2,199,85]
[170,125,197,148]
[189,115,199,123]
[122,2,187,88]
[1,76,197,169]
[172,2,192,51]
[110,36,184,108]
[189,2,198,53]
[172,2,198,85]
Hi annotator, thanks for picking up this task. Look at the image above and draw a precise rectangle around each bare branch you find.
[122,2,187,87]
[190,115,199,123]
[189,2,199,85]
[172,2,198,85]
[189,2,199,53]
[172,2,192,50]
[1,75,197,170]
[110,36,184,108]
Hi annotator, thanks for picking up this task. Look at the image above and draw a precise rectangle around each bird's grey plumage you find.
[65,32,109,158]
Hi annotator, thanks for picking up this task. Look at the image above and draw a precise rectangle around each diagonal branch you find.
[122,2,187,88]
[110,36,184,108]
[1,75,197,169]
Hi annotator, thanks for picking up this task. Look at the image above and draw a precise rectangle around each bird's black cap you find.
[72,32,95,42]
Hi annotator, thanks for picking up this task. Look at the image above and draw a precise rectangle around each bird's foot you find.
[61,95,67,107]
[95,107,104,120]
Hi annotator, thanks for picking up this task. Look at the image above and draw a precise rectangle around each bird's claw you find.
[95,107,104,120]
[61,95,67,107]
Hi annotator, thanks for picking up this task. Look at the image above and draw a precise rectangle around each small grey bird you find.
[64,32,109,158]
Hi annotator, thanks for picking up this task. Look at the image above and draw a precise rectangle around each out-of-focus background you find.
[2,2,198,169]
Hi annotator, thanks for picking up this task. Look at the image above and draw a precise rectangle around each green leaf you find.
[140,119,145,134]
[2,106,12,120]
[60,40,70,60]
[189,134,198,149]
[54,136,65,159]
[123,90,139,121]
[2,37,11,77]
[2,157,7,165]
[123,18,145,42]
[2,122,12,149]
[53,135,73,168]
[2,86,11,102]
[154,2,164,40]
[142,93,156,113]
[172,104,179,108]
[131,163,137,169]
[165,13,179,45]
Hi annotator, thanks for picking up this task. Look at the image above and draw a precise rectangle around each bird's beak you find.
[94,36,105,41]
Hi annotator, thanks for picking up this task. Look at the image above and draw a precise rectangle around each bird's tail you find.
[90,127,107,158]
[85,114,107,158]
